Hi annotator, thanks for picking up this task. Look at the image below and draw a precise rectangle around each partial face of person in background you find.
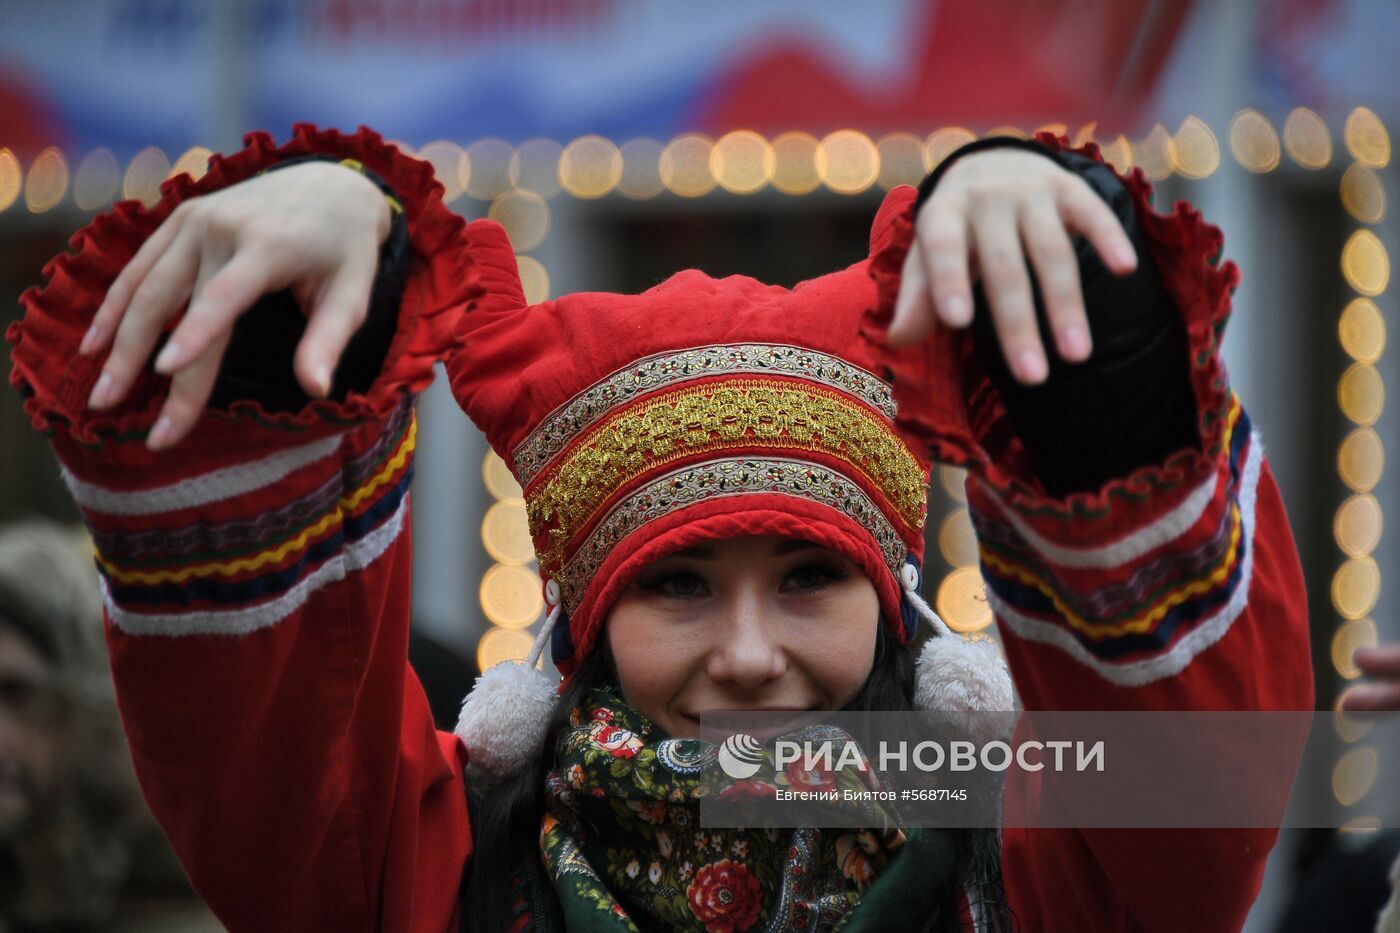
[0,626,61,838]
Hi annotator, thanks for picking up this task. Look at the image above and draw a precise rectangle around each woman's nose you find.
[705,591,787,690]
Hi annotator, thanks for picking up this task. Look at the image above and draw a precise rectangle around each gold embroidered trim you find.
[512,344,897,486]
[555,457,910,610]
[527,379,926,571]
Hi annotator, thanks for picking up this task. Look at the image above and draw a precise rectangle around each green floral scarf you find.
[536,685,962,932]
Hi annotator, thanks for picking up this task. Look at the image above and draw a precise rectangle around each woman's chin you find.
[681,708,823,744]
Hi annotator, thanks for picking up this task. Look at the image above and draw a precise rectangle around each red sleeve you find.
[862,136,1314,932]
[7,124,487,933]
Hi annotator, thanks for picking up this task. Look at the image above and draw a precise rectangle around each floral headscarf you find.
[536,685,961,932]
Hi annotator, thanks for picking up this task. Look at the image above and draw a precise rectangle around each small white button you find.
[900,564,919,590]
[544,579,561,606]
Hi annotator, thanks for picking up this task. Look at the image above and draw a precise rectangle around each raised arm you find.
[863,134,1313,931]
[870,133,1311,711]
[7,125,490,931]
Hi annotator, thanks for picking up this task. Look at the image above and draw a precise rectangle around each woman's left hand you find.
[889,148,1140,384]
[1342,645,1400,712]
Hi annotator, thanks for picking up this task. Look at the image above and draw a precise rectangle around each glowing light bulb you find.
[481,499,536,565]
[711,130,774,195]
[659,134,717,198]
[489,190,550,251]
[479,564,544,629]
[1340,230,1390,297]
[418,141,467,202]
[925,127,977,170]
[770,132,821,195]
[1172,116,1220,179]
[123,147,171,206]
[515,255,550,304]
[1337,428,1384,492]
[876,132,928,190]
[816,130,879,195]
[618,138,665,200]
[73,148,120,210]
[1344,107,1390,168]
[465,138,516,200]
[1283,108,1332,169]
[483,450,523,500]
[1332,746,1379,806]
[512,138,563,198]
[0,148,21,212]
[477,626,537,670]
[1228,109,1281,173]
[170,146,213,183]
[1331,556,1380,620]
[24,146,69,213]
[560,136,623,199]
[1134,124,1176,180]
[1338,298,1386,363]
[1341,164,1386,224]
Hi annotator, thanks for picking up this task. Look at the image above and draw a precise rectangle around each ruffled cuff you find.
[8,123,479,447]
[861,132,1238,540]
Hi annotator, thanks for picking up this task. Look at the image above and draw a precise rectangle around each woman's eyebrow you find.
[772,540,820,556]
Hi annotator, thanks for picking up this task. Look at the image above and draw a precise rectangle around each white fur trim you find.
[914,634,1016,744]
[63,433,344,517]
[1378,849,1400,932]
[904,556,1013,740]
[992,432,1263,687]
[455,660,558,779]
[101,491,407,636]
[976,467,1219,571]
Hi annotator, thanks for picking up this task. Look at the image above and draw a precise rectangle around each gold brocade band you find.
[511,344,898,486]
[526,378,926,572]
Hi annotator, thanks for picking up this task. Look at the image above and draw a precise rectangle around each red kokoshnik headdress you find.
[450,188,1011,777]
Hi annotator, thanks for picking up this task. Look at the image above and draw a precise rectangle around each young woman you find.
[8,124,1312,931]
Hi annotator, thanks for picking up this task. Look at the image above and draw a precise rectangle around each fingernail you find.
[313,362,331,396]
[88,372,113,409]
[154,340,182,374]
[1114,246,1137,268]
[1017,351,1046,383]
[79,325,99,355]
[943,294,970,324]
[147,416,172,449]
[1062,325,1090,359]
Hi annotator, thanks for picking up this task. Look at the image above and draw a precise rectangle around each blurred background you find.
[1,0,1397,929]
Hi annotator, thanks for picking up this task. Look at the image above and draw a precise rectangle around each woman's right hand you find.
[80,160,392,450]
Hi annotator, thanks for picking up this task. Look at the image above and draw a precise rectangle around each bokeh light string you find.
[478,450,542,670]
[1331,107,1390,822]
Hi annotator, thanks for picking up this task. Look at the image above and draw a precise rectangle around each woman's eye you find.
[784,562,848,592]
[638,570,709,599]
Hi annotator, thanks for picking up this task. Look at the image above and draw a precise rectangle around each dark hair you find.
[461,623,1012,932]
[461,643,616,932]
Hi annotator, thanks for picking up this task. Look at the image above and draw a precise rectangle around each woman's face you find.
[604,535,880,739]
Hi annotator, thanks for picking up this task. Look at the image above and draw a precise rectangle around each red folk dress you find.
[7,125,1312,933]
